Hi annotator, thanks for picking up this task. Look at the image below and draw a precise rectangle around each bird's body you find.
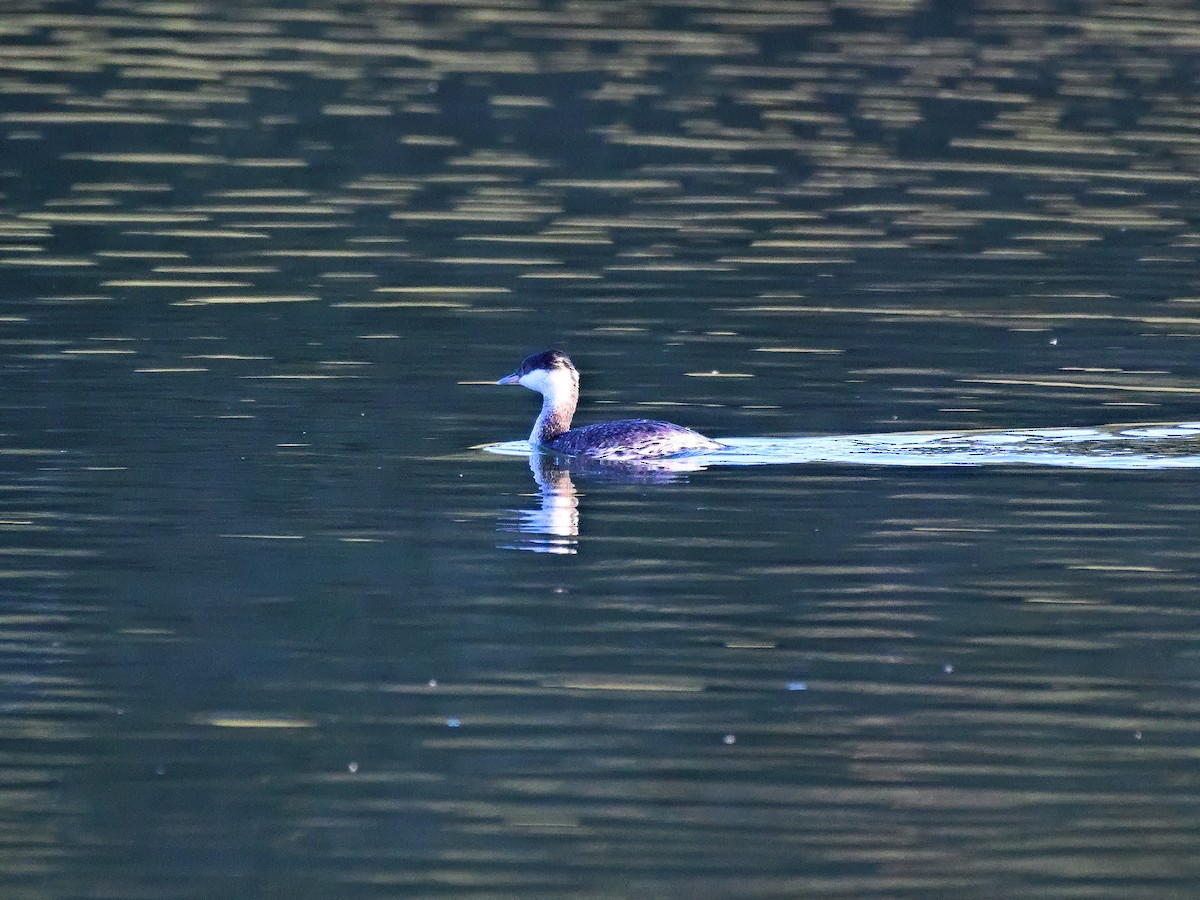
[497,350,721,461]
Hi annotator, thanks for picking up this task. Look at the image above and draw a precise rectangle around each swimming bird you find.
[497,349,721,460]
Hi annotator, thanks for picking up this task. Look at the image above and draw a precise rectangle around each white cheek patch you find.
[519,366,576,409]
[519,369,549,392]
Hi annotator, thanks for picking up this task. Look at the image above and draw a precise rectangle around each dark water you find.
[3,0,1200,896]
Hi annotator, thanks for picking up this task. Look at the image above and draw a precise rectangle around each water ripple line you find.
[484,422,1200,471]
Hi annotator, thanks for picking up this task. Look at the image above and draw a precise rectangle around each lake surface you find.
[3,0,1200,896]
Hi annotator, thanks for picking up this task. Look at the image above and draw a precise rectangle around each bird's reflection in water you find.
[498,452,580,554]
[497,450,695,554]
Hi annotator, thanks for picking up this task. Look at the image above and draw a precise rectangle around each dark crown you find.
[520,349,575,375]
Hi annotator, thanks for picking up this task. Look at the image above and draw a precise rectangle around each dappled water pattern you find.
[4,0,1200,897]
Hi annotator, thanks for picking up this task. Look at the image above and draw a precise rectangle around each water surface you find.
[3,0,1200,896]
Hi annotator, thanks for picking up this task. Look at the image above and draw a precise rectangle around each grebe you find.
[497,349,722,460]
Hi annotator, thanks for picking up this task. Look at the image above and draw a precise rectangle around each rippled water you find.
[4,0,1200,896]
[489,421,1200,469]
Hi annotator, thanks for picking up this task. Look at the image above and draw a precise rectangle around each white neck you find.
[520,367,578,445]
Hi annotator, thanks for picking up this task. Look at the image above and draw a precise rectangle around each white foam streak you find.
[483,422,1200,470]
